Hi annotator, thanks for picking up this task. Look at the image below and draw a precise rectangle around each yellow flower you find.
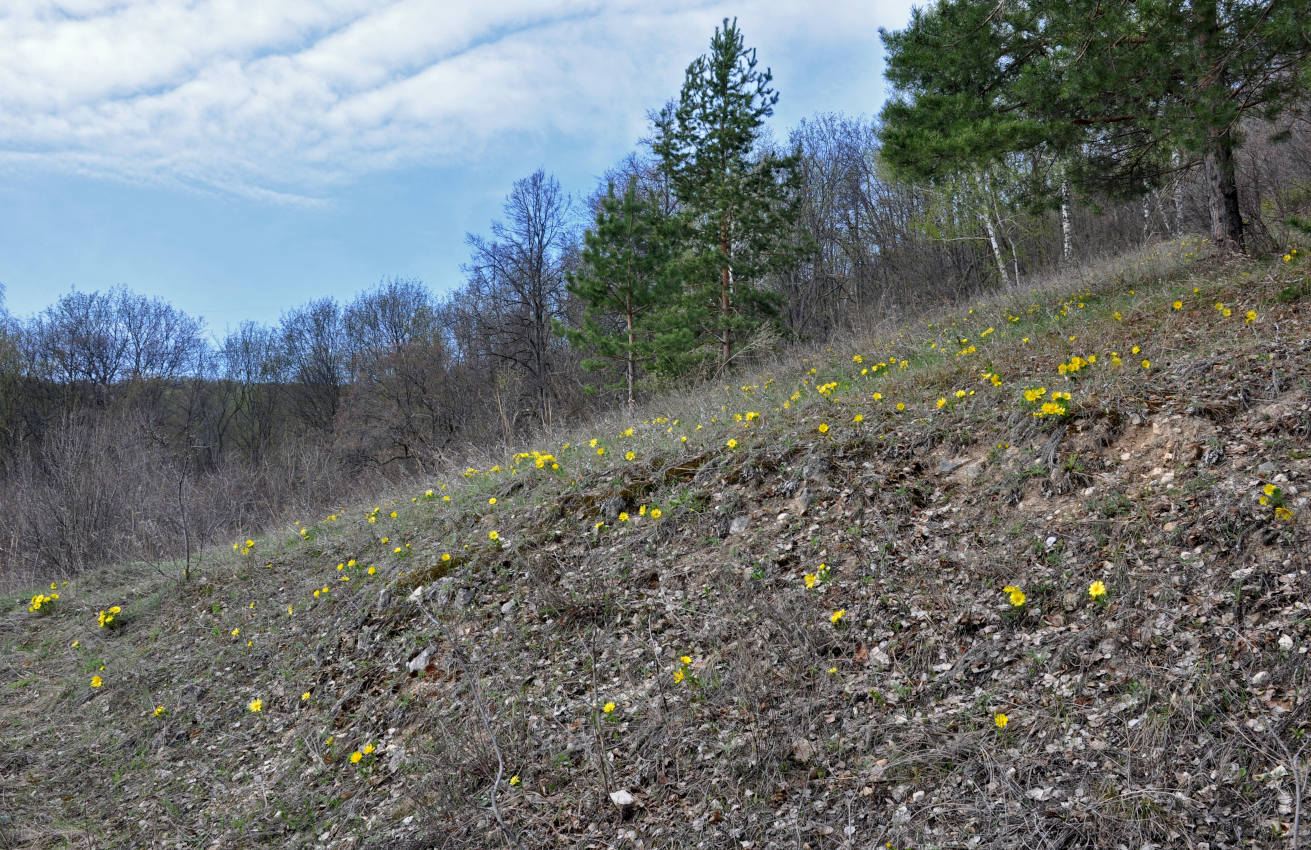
[603,702,616,714]
[830,609,846,624]
[853,414,863,423]
[231,627,240,637]
[804,573,816,589]
[673,668,685,684]
[1008,590,1026,607]
[1246,310,1257,323]
[442,553,451,562]
[509,775,520,786]
[936,398,947,409]
[301,692,311,701]
[619,512,629,522]
[90,675,103,688]
[896,402,905,411]
[488,497,497,505]
[367,566,376,575]
[390,511,397,518]
[350,751,362,764]
[1172,300,1182,310]
[489,530,499,541]
[872,392,882,401]
[248,698,262,713]
[1141,359,1151,369]
[153,705,165,716]
[726,438,738,449]
[650,508,662,519]
[624,451,636,461]
[994,713,1008,729]
[818,423,829,434]
[363,743,375,754]
[680,655,692,665]
[1088,580,1106,599]
[1276,506,1295,521]
[1263,483,1277,497]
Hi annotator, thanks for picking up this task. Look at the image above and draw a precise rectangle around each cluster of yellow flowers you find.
[28,585,59,613]
[1001,585,1026,607]
[233,538,255,556]
[1260,483,1295,522]
[97,605,122,628]
[672,654,693,685]
[803,562,831,589]
[1023,387,1072,419]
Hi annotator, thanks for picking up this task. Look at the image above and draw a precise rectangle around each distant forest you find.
[2,14,1309,578]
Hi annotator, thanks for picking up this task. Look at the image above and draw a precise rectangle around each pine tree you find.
[879,0,1311,253]
[653,18,807,370]
[561,180,689,409]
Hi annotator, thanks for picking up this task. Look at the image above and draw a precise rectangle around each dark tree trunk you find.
[1205,127,1244,253]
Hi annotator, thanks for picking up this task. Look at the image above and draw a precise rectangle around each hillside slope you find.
[3,239,1311,850]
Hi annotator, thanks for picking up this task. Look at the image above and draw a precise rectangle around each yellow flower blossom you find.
[994,713,1008,729]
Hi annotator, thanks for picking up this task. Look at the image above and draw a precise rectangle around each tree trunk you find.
[982,211,1008,288]
[719,218,733,370]
[1060,180,1074,265]
[1205,127,1244,252]
[625,297,635,413]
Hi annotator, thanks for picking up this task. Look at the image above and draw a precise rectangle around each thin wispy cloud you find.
[0,1,909,203]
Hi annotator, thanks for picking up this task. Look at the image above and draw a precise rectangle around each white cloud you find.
[0,0,916,201]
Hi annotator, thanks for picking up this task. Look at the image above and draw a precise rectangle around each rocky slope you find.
[3,238,1310,849]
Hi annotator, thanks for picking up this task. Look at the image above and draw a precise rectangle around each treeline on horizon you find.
[1,13,1309,579]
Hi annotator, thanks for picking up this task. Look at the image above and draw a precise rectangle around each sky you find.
[0,0,917,338]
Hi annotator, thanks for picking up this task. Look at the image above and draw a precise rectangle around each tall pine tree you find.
[879,0,1311,253]
[653,18,807,370]
[561,180,689,409]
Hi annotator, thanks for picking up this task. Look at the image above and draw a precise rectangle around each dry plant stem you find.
[413,597,525,850]
[178,475,191,582]
[587,624,613,796]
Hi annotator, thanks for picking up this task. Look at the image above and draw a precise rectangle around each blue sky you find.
[0,0,916,337]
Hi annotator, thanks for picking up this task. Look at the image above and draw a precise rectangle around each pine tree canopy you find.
[879,0,1311,251]
[653,17,808,368]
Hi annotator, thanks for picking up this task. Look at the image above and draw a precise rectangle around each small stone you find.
[803,457,829,482]
[406,647,433,675]
[609,789,635,807]
[937,458,965,475]
[1257,461,1277,475]
[500,598,517,614]
[1279,634,1295,651]
[792,488,815,515]
[729,516,750,535]
[1251,670,1270,687]
[791,738,816,764]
